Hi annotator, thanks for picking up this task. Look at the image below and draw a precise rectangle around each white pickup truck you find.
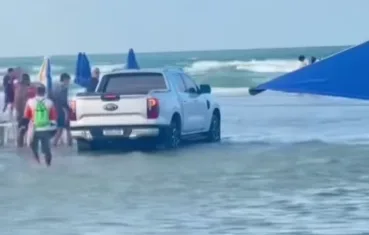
[69,68,221,152]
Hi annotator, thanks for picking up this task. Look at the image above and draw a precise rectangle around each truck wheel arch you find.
[213,108,221,119]
[210,108,221,129]
[172,112,182,128]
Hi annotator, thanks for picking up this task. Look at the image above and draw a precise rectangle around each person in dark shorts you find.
[2,68,14,112]
[51,73,72,146]
[23,85,57,166]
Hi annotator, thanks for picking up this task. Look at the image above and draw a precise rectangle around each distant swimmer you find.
[310,56,317,64]
[23,85,57,166]
[298,55,308,68]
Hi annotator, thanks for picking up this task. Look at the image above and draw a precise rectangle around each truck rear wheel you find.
[161,117,181,149]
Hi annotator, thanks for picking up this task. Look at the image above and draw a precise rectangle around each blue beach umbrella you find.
[74,52,92,88]
[125,48,140,69]
[77,53,92,88]
[81,53,92,82]
[74,52,83,86]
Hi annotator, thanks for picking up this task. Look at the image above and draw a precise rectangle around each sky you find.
[0,0,368,57]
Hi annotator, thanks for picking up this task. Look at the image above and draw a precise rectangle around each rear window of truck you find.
[98,72,167,94]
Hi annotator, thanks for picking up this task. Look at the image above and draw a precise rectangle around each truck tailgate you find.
[74,95,150,126]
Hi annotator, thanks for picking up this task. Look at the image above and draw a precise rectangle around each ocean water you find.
[0,45,347,90]
[2,46,369,234]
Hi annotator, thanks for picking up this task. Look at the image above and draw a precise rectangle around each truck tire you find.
[77,139,92,152]
[206,112,221,142]
[161,117,181,149]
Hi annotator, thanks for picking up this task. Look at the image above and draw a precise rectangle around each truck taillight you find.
[69,100,77,121]
[101,93,120,101]
[147,98,159,119]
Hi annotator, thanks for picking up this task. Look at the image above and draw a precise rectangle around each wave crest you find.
[184,59,300,74]
[222,133,369,146]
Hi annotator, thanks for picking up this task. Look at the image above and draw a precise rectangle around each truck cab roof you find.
[107,67,184,75]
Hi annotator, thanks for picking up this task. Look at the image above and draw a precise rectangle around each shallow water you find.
[1,91,369,234]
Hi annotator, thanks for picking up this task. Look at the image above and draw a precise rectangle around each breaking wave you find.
[184,59,300,74]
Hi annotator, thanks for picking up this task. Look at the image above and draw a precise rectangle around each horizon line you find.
[0,43,353,60]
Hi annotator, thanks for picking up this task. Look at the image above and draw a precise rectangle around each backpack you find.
[34,99,50,128]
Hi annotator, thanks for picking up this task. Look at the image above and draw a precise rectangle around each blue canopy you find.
[74,52,92,88]
[125,48,140,69]
[249,41,369,100]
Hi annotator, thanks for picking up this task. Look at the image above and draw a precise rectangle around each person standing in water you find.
[23,85,57,166]
[14,73,33,147]
[86,67,100,92]
[2,68,14,113]
[51,73,72,146]
[298,55,308,68]
[310,56,317,64]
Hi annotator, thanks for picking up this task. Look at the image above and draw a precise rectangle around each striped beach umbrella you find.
[38,56,52,95]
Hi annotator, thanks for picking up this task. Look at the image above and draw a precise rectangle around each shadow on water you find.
[76,139,220,158]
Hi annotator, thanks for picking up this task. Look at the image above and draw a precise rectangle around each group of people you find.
[2,67,101,166]
[298,55,318,68]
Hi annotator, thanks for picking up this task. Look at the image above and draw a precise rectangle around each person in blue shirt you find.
[51,73,72,146]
